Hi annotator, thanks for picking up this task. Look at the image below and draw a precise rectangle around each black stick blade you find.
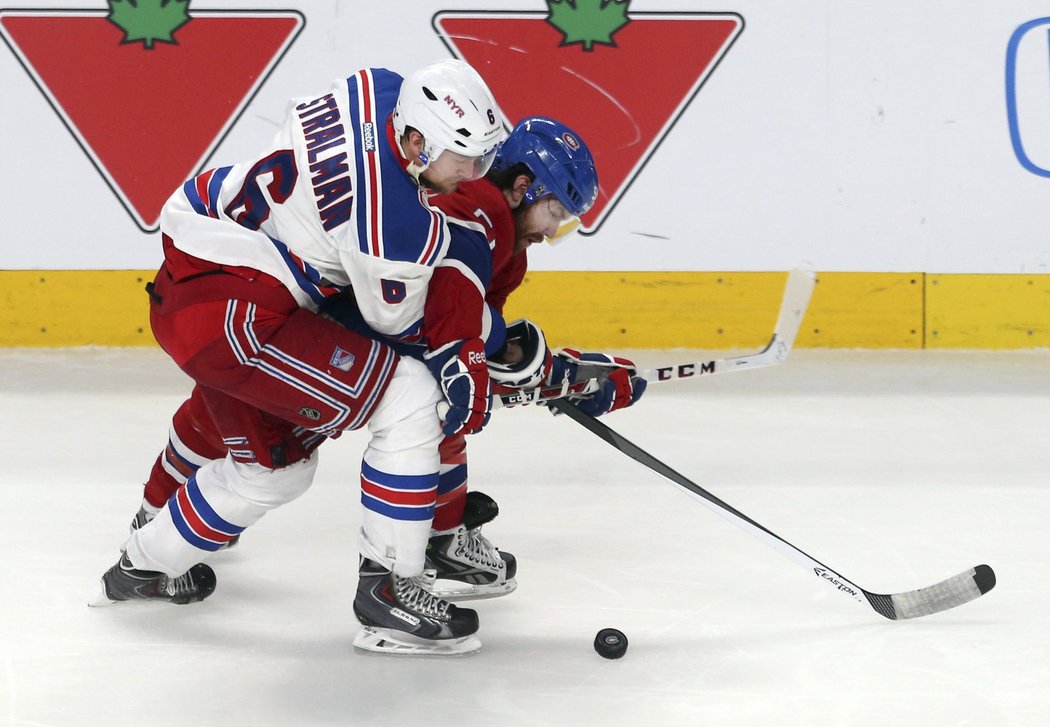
[973,564,997,594]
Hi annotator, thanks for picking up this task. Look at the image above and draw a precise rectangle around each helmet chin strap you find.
[408,143,444,188]
[406,158,428,183]
[394,130,430,184]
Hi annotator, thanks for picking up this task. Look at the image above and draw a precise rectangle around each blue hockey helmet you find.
[492,116,599,217]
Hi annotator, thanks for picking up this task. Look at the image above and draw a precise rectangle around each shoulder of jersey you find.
[345,68,448,267]
[436,179,513,237]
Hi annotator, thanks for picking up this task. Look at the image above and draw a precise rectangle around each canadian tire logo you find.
[434,1,743,234]
[0,2,304,232]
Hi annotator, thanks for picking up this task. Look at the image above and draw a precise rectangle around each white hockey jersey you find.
[159,67,449,341]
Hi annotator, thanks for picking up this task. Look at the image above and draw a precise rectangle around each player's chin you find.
[420,177,456,195]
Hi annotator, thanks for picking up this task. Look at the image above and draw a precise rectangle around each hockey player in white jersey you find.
[91,59,504,656]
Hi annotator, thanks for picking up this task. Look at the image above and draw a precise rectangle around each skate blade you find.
[431,577,517,602]
[87,579,118,608]
[352,626,482,657]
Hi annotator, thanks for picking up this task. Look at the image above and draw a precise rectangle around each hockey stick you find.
[550,398,996,620]
[493,269,817,409]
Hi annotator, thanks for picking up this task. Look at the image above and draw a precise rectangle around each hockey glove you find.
[425,338,492,436]
[488,319,553,390]
[548,348,647,417]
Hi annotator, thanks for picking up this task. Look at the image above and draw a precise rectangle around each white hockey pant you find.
[357,357,444,578]
[126,451,317,576]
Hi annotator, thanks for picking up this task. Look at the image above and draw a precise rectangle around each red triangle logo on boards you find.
[434,6,743,235]
[0,6,304,232]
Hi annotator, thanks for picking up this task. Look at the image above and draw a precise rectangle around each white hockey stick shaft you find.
[493,269,816,409]
[643,268,815,383]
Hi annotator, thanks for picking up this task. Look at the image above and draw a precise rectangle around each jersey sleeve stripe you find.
[207,166,232,217]
[437,258,486,298]
[351,69,386,260]
[182,166,233,219]
[194,170,213,216]
[182,177,209,217]
[268,237,342,306]
[416,196,445,267]
[445,217,488,236]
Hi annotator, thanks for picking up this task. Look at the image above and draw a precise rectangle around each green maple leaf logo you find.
[546,0,631,52]
[108,0,191,50]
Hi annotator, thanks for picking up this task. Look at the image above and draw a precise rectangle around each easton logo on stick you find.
[0,3,304,232]
[434,2,743,234]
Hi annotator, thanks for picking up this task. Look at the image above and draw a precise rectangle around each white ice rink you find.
[1,347,1047,726]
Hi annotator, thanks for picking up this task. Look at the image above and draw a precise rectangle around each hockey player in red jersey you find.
[416,116,648,602]
[90,59,505,656]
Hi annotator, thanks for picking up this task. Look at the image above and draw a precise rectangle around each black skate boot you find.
[352,557,481,656]
[424,491,517,601]
[90,553,216,606]
[128,504,241,550]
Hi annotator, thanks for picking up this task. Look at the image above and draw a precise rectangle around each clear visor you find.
[428,144,499,182]
[541,196,582,245]
[545,217,582,245]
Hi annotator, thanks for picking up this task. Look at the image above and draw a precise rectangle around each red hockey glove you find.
[548,348,647,417]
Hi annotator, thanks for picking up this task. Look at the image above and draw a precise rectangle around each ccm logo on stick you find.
[655,362,715,381]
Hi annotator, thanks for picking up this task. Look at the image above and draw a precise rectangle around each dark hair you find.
[486,162,534,192]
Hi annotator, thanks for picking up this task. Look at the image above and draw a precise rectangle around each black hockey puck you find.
[593,628,628,659]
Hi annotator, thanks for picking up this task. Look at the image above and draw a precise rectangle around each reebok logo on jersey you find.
[361,122,376,152]
[330,346,356,371]
[467,350,486,366]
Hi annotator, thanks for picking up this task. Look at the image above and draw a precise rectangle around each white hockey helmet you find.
[393,59,504,179]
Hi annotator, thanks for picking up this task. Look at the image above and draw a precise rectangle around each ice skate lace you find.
[162,571,199,599]
[395,575,451,618]
[454,527,504,571]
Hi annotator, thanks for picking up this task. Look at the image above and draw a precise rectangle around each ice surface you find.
[1,348,1047,726]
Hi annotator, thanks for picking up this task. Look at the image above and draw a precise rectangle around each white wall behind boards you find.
[1,0,1046,273]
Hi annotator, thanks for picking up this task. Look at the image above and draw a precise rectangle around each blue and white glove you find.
[548,348,647,417]
[424,338,492,436]
[488,319,553,390]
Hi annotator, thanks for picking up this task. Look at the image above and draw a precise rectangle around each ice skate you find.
[90,553,216,606]
[352,557,481,656]
[127,504,241,550]
[424,491,517,601]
